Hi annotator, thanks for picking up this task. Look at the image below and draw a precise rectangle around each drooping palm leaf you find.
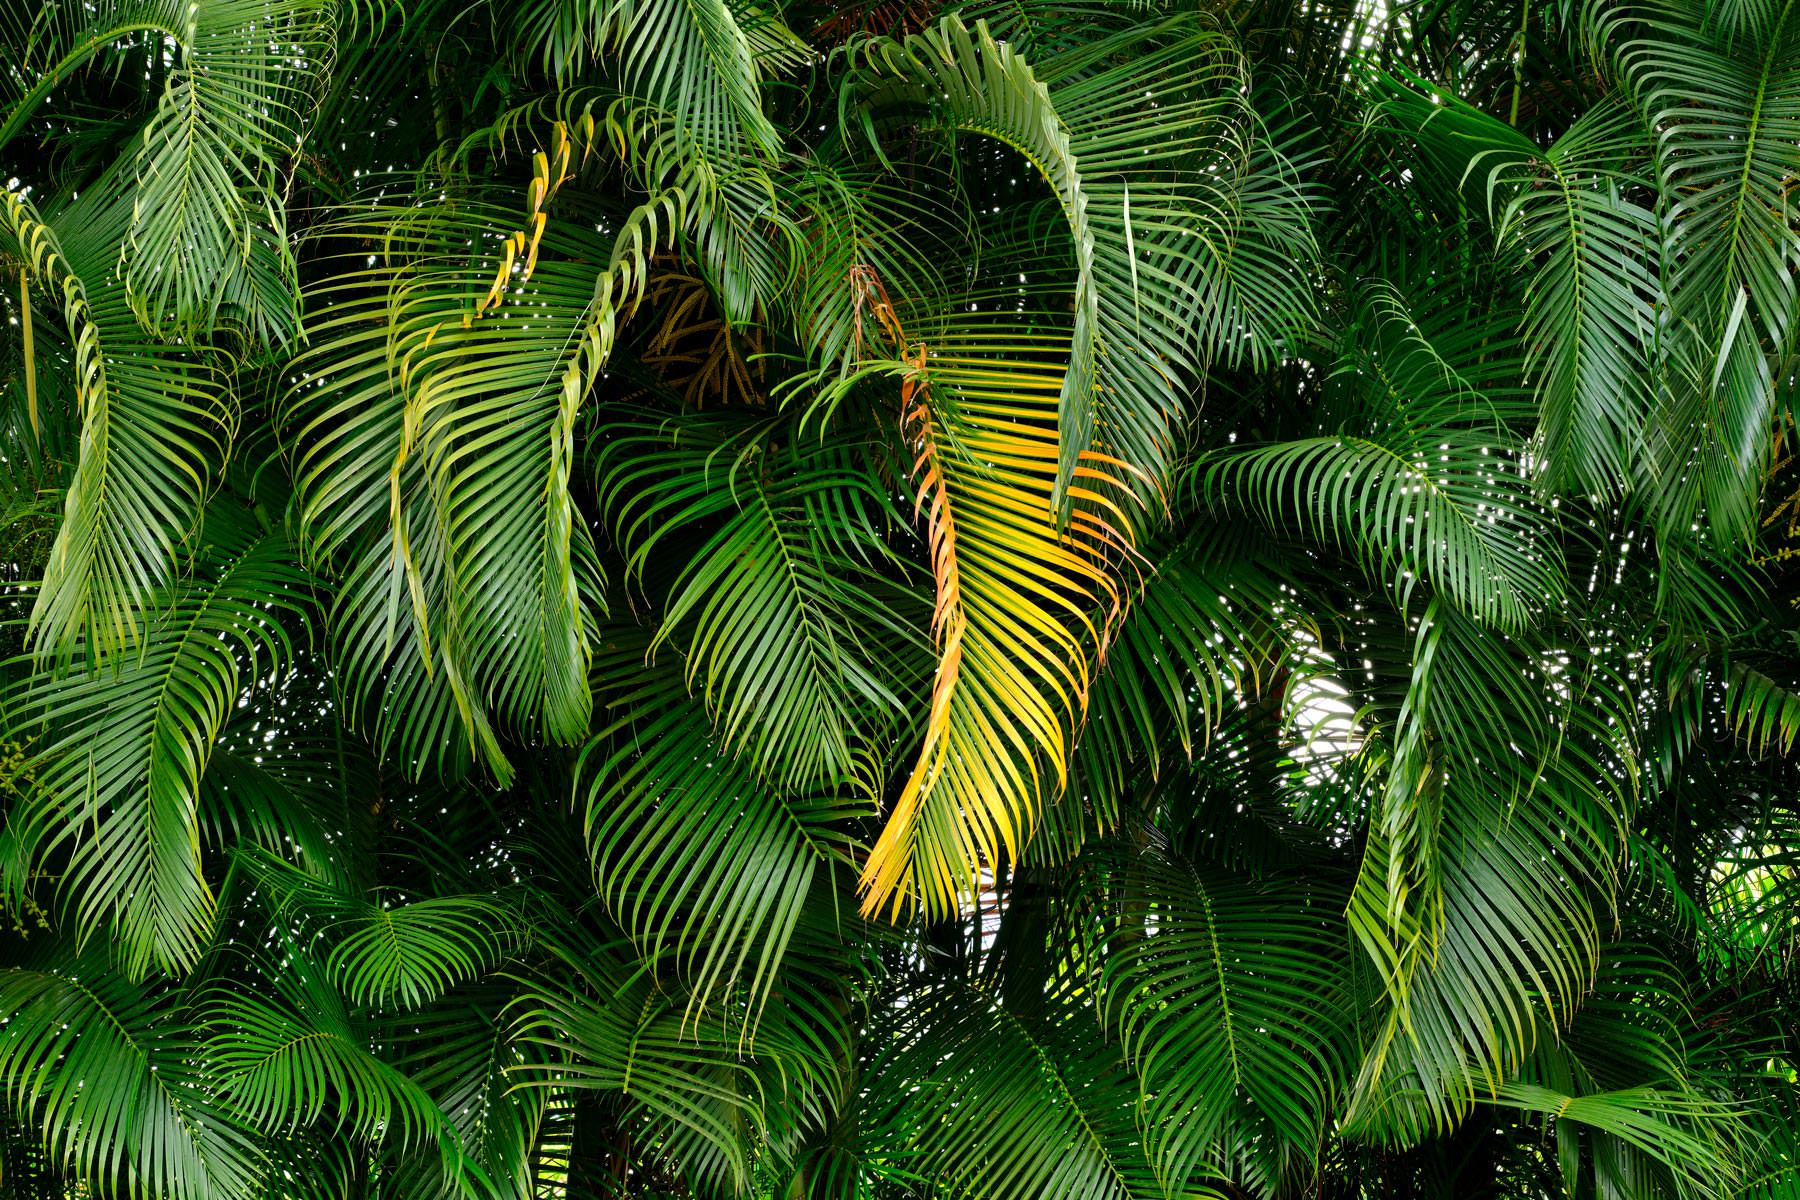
[593,403,921,793]
[235,847,523,1009]
[854,333,1142,917]
[8,511,311,975]
[1,188,232,660]
[0,955,266,1200]
[509,933,770,1196]
[1605,1,1800,543]
[862,976,1163,1200]
[849,12,1317,504]
[1209,274,1560,631]
[518,0,785,161]
[284,176,705,777]
[1367,71,1660,508]
[1097,843,1353,1194]
[0,0,329,346]
[1347,605,1639,1139]
[575,630,870,1024]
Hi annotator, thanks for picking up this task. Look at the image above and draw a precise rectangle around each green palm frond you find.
[2,0,330,345]
[236,848,523,1009]
[1070,528,1292,836]
[593,404,920,792]
[1209,274,1560,631]
[1605,1,1800,543]
[1500,945,1745,1200]
[576,630,868,1024]
[1,188,233,659]
[107,0,326,345]
[1489,1085,1738,1199]
[202,959,458,1155]
[519,0,785,160]
[509,936,769,1196]
[850,12,1317,503]
[383,982,546,1200]
[285,182,711,776]
[0,955,266,1200]
[8,512,310,976]
[1347,604,1639,1138]
[1369,72,1660,507]
[1723,660,1800,755]
[863,977,1162,1200]
[1097,844,1353,1192]
[287,199,599,756]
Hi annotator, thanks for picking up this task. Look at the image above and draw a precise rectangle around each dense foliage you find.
[3,0,1799,1196]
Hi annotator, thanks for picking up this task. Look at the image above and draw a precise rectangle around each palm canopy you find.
[2,1,1799,1198]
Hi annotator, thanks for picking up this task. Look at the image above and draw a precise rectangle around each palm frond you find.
[0,956,266,1200]
[1347,605,1639,1138]
[1723,661,1800,755]
[576,630,868,1025]
[202,958,458,1156]
[1369,72,1660,507]
[1604,1,1800,543]
[1490,1085,1738,1198]
[285,178,707,777]
[863,977,1162,1200]
[1098,844,1353,1193]
[383,982,546,1200]
[2,0,327,345]
[1,187,232,659]
[593,404,920,793]
[8,512,310,975]
[855,333,1143,918]
[509,936,768,1196]
[1070,527,1293,840]
[237,848,522,1009]
[1209,274,1561,631]
[850,13,1317,504]
[519,0,785,160]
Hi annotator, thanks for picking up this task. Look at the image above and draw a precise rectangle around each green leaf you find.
[577,630,868,1026]
[0,958,266,1200]
[10,514,311,976]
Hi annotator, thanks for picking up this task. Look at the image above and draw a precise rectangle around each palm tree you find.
[2,0,1798,1196]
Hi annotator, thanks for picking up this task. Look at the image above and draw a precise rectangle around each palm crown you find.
[2,0,1799,1197]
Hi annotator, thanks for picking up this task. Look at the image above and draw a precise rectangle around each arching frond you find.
[1,0,328,345]
[1605,0,1800,543]
[1369,73,1660,507]
[593,404,920,792]
[237,848,523,1009]
[509,938,768,1196]
[863,977,1161,1200]
[1347,605,1639,1139]
[0,957,266,1200]
[576,631,868,1024]
[1723,661,1800,755]
[518,0,785,160]
[8,512,310,975]
[855,333,1144,918]
[1,188,232,659]
[285,182,704,776]
[1100,845,1353,1194]
[1209,275,1561,630]
[202,960,457,1155]
[850,13,1317,504]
